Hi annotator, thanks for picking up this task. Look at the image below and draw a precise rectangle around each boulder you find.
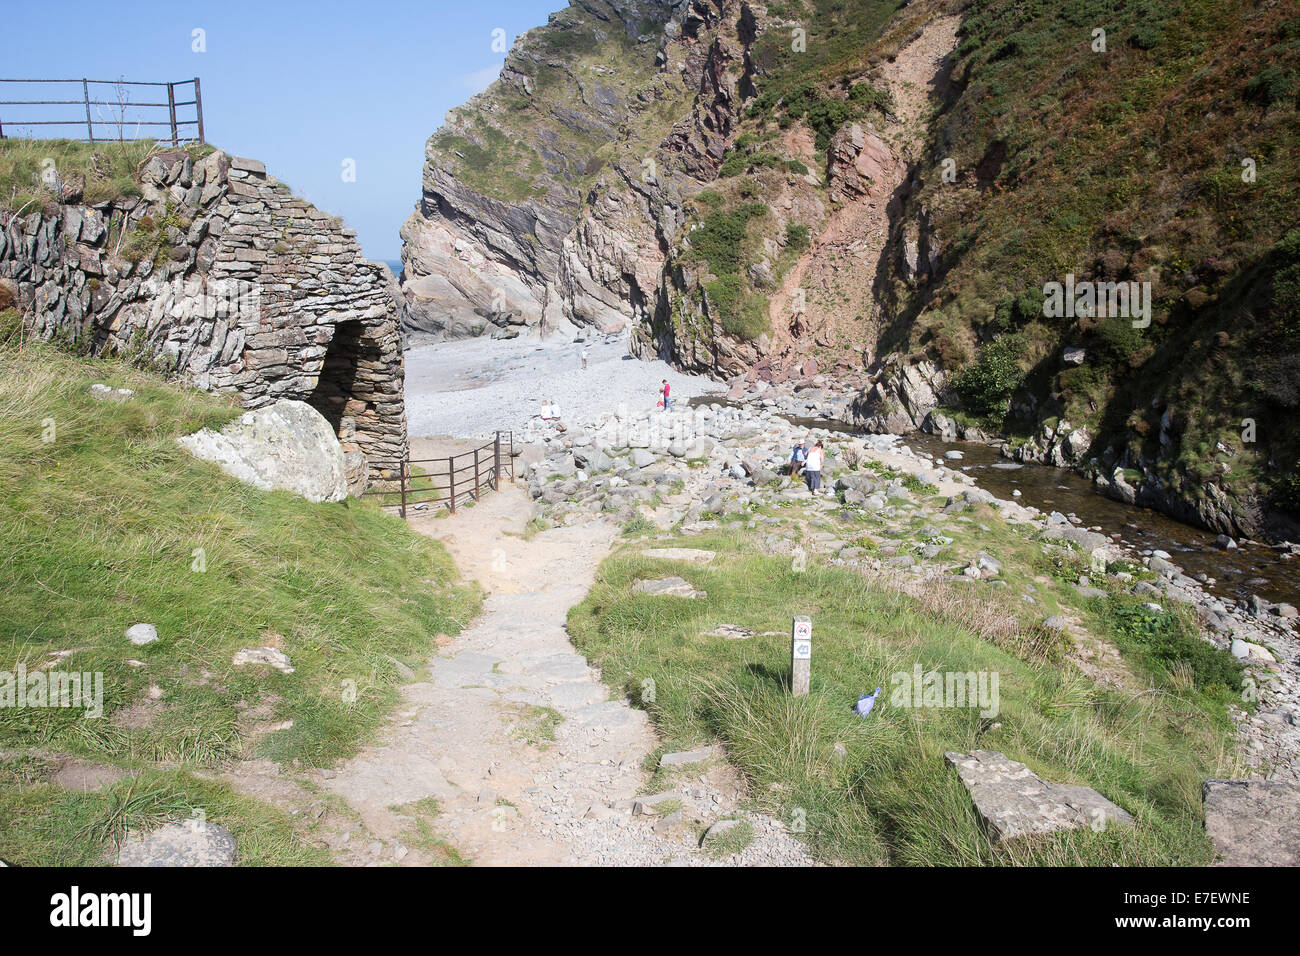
[125,623,158,646]
[633,577,706,599]
[659,745,717,768]
[641,548,716,564]
[1203,779,1300,866]
[115,822,238,867]
[946,750,1133,842]
[232,647,295,674]
[177,400,347,503]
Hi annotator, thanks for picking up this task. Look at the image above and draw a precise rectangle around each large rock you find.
[945,750,1133,842]
[115,821,238,867]
[641,548,716,564]
[633,577,706,599]
[1203,779,1300,866]
[177,400,348,503]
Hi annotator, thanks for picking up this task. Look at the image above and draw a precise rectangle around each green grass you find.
[0,138,212,212]
[391,797,470,866]
[0,764,328,866]
[702,818,755,858]
[0,336,480,863]
[567,521,1238,866]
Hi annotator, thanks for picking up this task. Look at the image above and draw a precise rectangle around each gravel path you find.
[309,485,816,866]
[403,333,724,440]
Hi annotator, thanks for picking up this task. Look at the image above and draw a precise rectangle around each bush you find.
[686,203,767,275]
[848,82,895,115]
[785,223,811,252]
[1272,228,1300,334]
[1244,65,1299,107]
[1107,601,1243,698]
[951,333,1027,419]
[705,275,769,341]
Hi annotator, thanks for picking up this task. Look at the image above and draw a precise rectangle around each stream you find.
[689,397,1299,608]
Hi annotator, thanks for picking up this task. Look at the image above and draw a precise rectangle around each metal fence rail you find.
[364,431,516,519]
[0,77,205,145]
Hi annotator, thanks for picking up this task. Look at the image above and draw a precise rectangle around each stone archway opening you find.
[308,319,365,437]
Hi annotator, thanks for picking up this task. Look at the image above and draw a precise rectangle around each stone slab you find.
[946,750,1133,842]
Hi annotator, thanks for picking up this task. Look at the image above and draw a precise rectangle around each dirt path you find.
[223,484,816,866]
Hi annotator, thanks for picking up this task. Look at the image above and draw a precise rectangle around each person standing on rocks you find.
[804,441,824,493]
[660,379,672,412]
[581,346,590,370]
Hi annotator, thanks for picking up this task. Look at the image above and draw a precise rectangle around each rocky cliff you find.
[400,0,1300,541]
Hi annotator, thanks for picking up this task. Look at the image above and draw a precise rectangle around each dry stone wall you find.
[0,148,406,483]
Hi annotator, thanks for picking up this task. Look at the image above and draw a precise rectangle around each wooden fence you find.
[0,77,205,145]
[364,432,516,519]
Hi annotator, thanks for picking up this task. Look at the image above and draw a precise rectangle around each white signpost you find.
[792,615,812,697]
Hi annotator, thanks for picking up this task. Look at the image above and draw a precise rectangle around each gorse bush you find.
[951,333,1027,419]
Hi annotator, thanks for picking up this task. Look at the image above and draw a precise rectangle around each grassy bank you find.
[567,502,1242,865]
[0,138,213,212]
[0,324,479,864]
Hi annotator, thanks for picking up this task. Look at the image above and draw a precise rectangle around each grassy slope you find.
[0,322,479,864]
[888,0,1300,520]
[569,488,1244,865]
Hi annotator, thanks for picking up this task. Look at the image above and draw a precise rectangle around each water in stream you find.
[689,397,1300,607]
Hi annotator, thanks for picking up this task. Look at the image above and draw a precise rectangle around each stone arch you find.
[308,319,365,436]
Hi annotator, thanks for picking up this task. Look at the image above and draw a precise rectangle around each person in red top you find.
[660,379,672,411]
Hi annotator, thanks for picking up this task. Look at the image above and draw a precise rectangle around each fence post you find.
[167,82,178,146]
[82,79,93,142]
[493,432,501,491]
[193,77,205,144]
[399,458,408,520]
[448,456,456,514]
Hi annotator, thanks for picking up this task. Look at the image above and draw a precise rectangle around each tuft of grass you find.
[0,138,211,212]
[702,819,755,859]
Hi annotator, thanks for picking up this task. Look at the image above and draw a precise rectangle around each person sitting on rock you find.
[790,440,808,477]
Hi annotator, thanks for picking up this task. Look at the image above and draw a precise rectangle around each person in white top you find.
[581,347,590,369]
[804,441,824,493]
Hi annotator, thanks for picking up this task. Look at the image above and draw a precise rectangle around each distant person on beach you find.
[660,379,672,411]
[581,347,590,370]
[790,440,808,477]
[804,441,824,493]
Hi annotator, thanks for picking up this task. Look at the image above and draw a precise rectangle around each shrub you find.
[785,223,811,252]
[1244,65,1299,107]
[686,202,767,275]
[951,333,1027,419]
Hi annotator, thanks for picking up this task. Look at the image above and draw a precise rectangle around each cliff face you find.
[399,0,938,377]
[1,148,407,481]
[399,0,748,342]
[400,0,1300,539]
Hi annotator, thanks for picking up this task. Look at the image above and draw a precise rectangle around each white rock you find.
[232,647,295,674]
[126,623,158,645]
[177,400,348,503]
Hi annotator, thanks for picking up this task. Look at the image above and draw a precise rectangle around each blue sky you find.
[2,0,564,261]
